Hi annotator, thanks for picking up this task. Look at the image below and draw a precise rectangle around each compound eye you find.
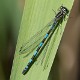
[63,8,66,12]
[63,8,65,11]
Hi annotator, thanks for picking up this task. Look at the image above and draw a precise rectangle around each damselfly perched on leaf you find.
[19,6,69,75]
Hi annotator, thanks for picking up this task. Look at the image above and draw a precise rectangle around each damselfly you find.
[19,6,69,75]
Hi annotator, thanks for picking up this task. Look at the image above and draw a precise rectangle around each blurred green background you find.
[0,0,80,80]
[0,0,25,80]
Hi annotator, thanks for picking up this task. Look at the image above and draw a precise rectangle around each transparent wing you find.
[40,41,50,65]
[19,19,54,55]
[35,25,58,65]
[43,26,61,70]
[35,40,50,65]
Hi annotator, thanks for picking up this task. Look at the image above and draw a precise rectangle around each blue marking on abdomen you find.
[50,22,56,29]
[25,66,28,69]
[39,42,43,47]
[33,51,38,56]
[29,59,32,63]
[44,33,49,38]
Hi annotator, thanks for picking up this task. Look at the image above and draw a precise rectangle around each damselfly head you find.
[60,6,69,15]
